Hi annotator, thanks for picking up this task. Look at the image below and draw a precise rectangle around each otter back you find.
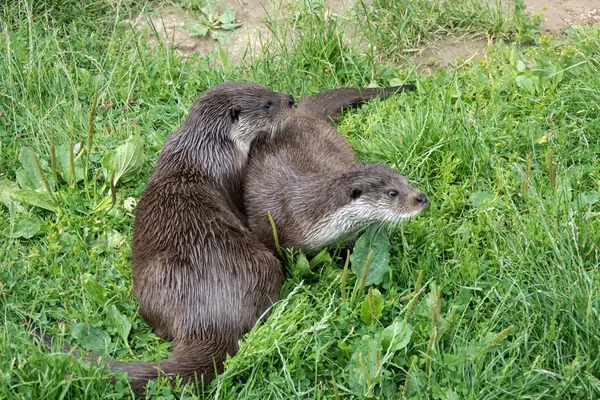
[244,86,427,254]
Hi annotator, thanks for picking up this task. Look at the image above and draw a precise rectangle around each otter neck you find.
[152,109,247,196]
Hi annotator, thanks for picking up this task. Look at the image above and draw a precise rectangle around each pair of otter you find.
[35,82,427,394]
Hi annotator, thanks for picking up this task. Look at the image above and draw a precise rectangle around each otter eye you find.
[264,102,273,110]
[388,190,398,198]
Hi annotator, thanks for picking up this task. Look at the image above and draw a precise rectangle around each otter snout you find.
[413,192,428,207]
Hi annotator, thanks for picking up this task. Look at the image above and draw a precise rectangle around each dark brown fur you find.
[123,82,295,392]
[245,87,426,254]
[33,82,415,393]
[35,82,294,394]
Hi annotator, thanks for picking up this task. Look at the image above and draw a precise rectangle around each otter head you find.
[342,163,428,225]
[197,81,295,154]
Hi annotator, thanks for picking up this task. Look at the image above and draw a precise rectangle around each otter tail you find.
[31,326,234,394]
[295,85,416,123]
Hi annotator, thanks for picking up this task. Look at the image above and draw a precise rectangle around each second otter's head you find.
[187,81,295,154]
[341,163,428,225]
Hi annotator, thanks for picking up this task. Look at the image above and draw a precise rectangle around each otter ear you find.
[230,105,241,122]
[350,188,362,200]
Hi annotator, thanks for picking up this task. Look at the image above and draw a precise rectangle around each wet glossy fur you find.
[122,82,294,392]
[245,86,426,254]
[33,82,414,394]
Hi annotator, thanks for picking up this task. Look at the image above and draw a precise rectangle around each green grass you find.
[1,0,599,398]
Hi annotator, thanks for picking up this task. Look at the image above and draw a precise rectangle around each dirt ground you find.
[126,0,599,69]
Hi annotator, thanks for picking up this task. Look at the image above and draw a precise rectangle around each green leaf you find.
[309,248,332,268]
[92,195,114,213]
[556,177,573,202]
[70,323,111,354]
[10,189,57,213]
[15,147,54,191]
[100,136,145,186]
[381,320,413,353]
[292,252,311,277]
[211,30,230,44]
[516,60,526,72]
[346,335,381,395]
[389,78,404,87]
[55,143,85,183]
[548,62,565,86]
[218,8,236,25]
[81,273,106,308]
[180,23,209,37]
[3,217,46,239]
[220,22,242,31]
[579,191,599,206]
[0,178,24,212]
[106,305,132,349]
[95,229,126,249]
[360,288,384,324]
[516,75,536,94]
[201,1,218,19]
[350,226,391,286]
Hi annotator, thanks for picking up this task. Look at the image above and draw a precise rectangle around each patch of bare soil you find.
[124,1,270,62]
[416,38,489,75]
[525,0,599,31]
[128,0,598,71]
[416,0,599,74]
[125,0,357,63]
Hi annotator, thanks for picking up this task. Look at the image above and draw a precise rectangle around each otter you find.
[34,82,292,394]
[117,82,293,392]
[33,82,414,394]
[245,98,427,255]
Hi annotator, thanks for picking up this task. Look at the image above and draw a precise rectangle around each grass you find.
[1,0,599,398]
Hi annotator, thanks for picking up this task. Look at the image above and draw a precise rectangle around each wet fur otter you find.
[123,82,294,392]
[33,82,293,394]
[32,82,414,393]
[245,89,427,254]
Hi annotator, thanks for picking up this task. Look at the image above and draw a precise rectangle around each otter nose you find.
[415,193,428,205]
[286,94,295,108]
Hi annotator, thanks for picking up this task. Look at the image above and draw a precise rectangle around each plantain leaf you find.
[516,75,536,95]
[81,273,106,308]
[100,136,145,186]
[0,178,24,212]
[106,305,132,349]
[55,143,85,183]
[10,189,57,213]
[350,226,391,286]
[309,248,332,268]
[218,8,236,25]
[180,23,209,37]
[70,323,111,354]
[360,288,384,324]
[211,30,230,44]
[3,217,46,239]
[293,252,311,277]
[15,147,54,191]
[346,335,381,395]
[381,320,413,353]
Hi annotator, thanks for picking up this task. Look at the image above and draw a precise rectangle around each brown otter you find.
[245,104,427,255]
[33,82,414,394]
[117,82,294,392]
[33,82,293,394]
